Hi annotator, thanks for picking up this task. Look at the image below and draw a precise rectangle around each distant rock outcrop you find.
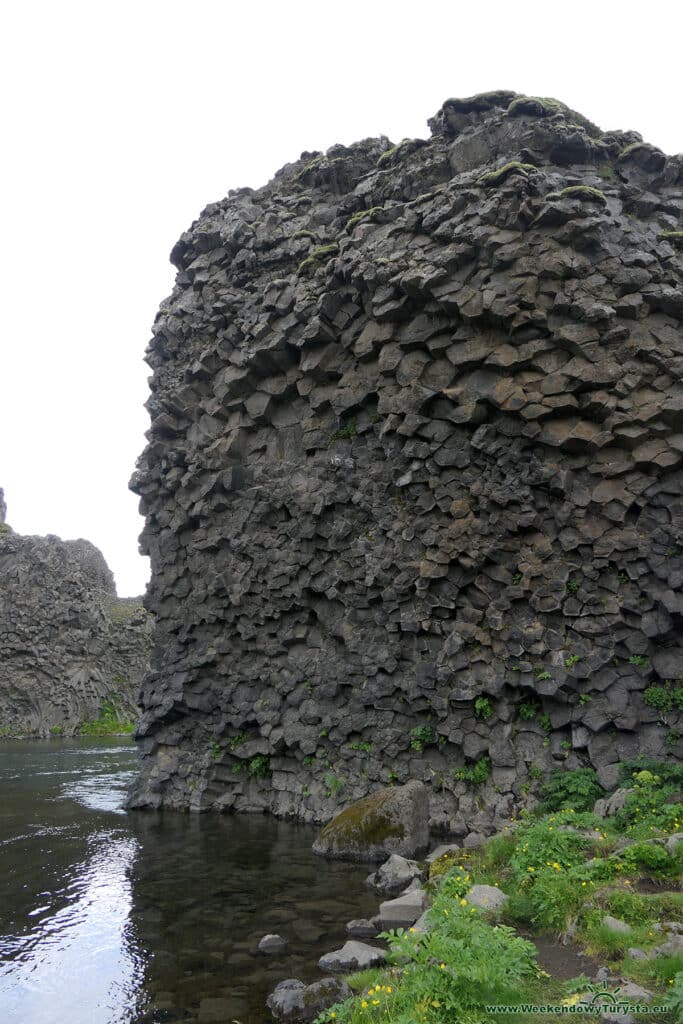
[129,92,682,833]
[0,493,152,736]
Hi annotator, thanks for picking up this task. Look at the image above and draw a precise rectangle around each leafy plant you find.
[474,696,493,720]
[644,684,683,715]
[538,767,604,813]
[210,740,221,760]
[519,702,539,720]
[536,671,553,682]
[454,756,491,785]
[628,654,650,667]
[538,714,552,732]
[248,755,271,779]
[349,741,372,753]
[410,724,436,752]
[324,772,345,797]
[229,732,248,751]
[329,418,357,443]
[565,654,581,668]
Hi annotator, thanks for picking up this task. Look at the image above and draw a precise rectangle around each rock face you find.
[130,91,683,831]
[313,781,429,861]
[0,497,152,736]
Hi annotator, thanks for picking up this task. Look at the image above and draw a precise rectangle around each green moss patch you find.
[344,206,383,232]
[297,242,339,276]
[507,95,602,138]
[317,789,406,849]
[544,185,607,205]
[479,161,536,186]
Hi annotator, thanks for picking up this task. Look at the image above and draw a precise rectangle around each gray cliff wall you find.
[129,92,682,835]
[0,499,153,736]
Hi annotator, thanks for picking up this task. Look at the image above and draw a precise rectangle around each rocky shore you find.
[265,774,683,1023]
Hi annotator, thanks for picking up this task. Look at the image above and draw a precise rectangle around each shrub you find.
[538,767,604,813]
[454,756,491,785]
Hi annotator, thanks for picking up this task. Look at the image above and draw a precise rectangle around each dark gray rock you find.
[267,978,352,1023]
[312,782,429,862]
[0,497,152,737]
[258,933,288,953]
[378,888,429,928]
[128,91,683,829]
[365,853,423,894]
[318,941,386,972]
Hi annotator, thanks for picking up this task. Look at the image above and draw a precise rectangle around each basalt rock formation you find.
[0,491,152,736]
[129,92,683,835]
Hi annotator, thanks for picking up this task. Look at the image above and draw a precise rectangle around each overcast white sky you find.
[1,1,681,596]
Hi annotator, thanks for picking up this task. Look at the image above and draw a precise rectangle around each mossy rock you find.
[312,780,429,863]
[479,161,536,187]
[297,243,340,276]
[507,95,602,138]
[344,207,383,233]
[442,90,518,114]
[661,231,683,249]
[618,142,666,173]
[544,185,607,205]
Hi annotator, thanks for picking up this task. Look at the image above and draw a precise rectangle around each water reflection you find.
[0,741,373,1024]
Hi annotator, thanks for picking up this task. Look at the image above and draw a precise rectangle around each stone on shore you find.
[378,888,429,928]
[313,781,429,862]
[465,884,508,914]
[318,940,386,972]
[365,853,423,893]
[267,977,352,1023]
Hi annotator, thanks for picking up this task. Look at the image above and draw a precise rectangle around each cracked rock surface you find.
[129,92,682,833]
[0,491,152,735]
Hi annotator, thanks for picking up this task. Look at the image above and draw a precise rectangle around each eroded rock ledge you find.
[0,491,152,736]
[129,92,682,833]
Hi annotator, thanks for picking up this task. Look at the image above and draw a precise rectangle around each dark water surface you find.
[0,739,372,1024]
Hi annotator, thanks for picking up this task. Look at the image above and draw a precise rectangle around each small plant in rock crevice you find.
[410,724,436,752]
[474,696,493,720]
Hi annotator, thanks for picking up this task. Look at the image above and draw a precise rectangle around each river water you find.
[0,739,372,1024]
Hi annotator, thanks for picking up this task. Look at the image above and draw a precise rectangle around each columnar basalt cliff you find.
[0,492,153,736]
[130,93,683,835]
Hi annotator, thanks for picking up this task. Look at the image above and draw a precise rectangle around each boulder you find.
[378,888,429,928]
[666,832,683,855]
[313,781,429,862]
[465,884,508,914]
[602,915,632,934]
[258,933,288,954]
[318,941,386,973]
[365,853,423,894]
[346,918,379,938]
[594,788,631,819]
[267,978,352,1023]
[653,933,683,956]
[425,843,461,864]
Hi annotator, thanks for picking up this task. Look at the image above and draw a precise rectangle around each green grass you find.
[79,700,135,736]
